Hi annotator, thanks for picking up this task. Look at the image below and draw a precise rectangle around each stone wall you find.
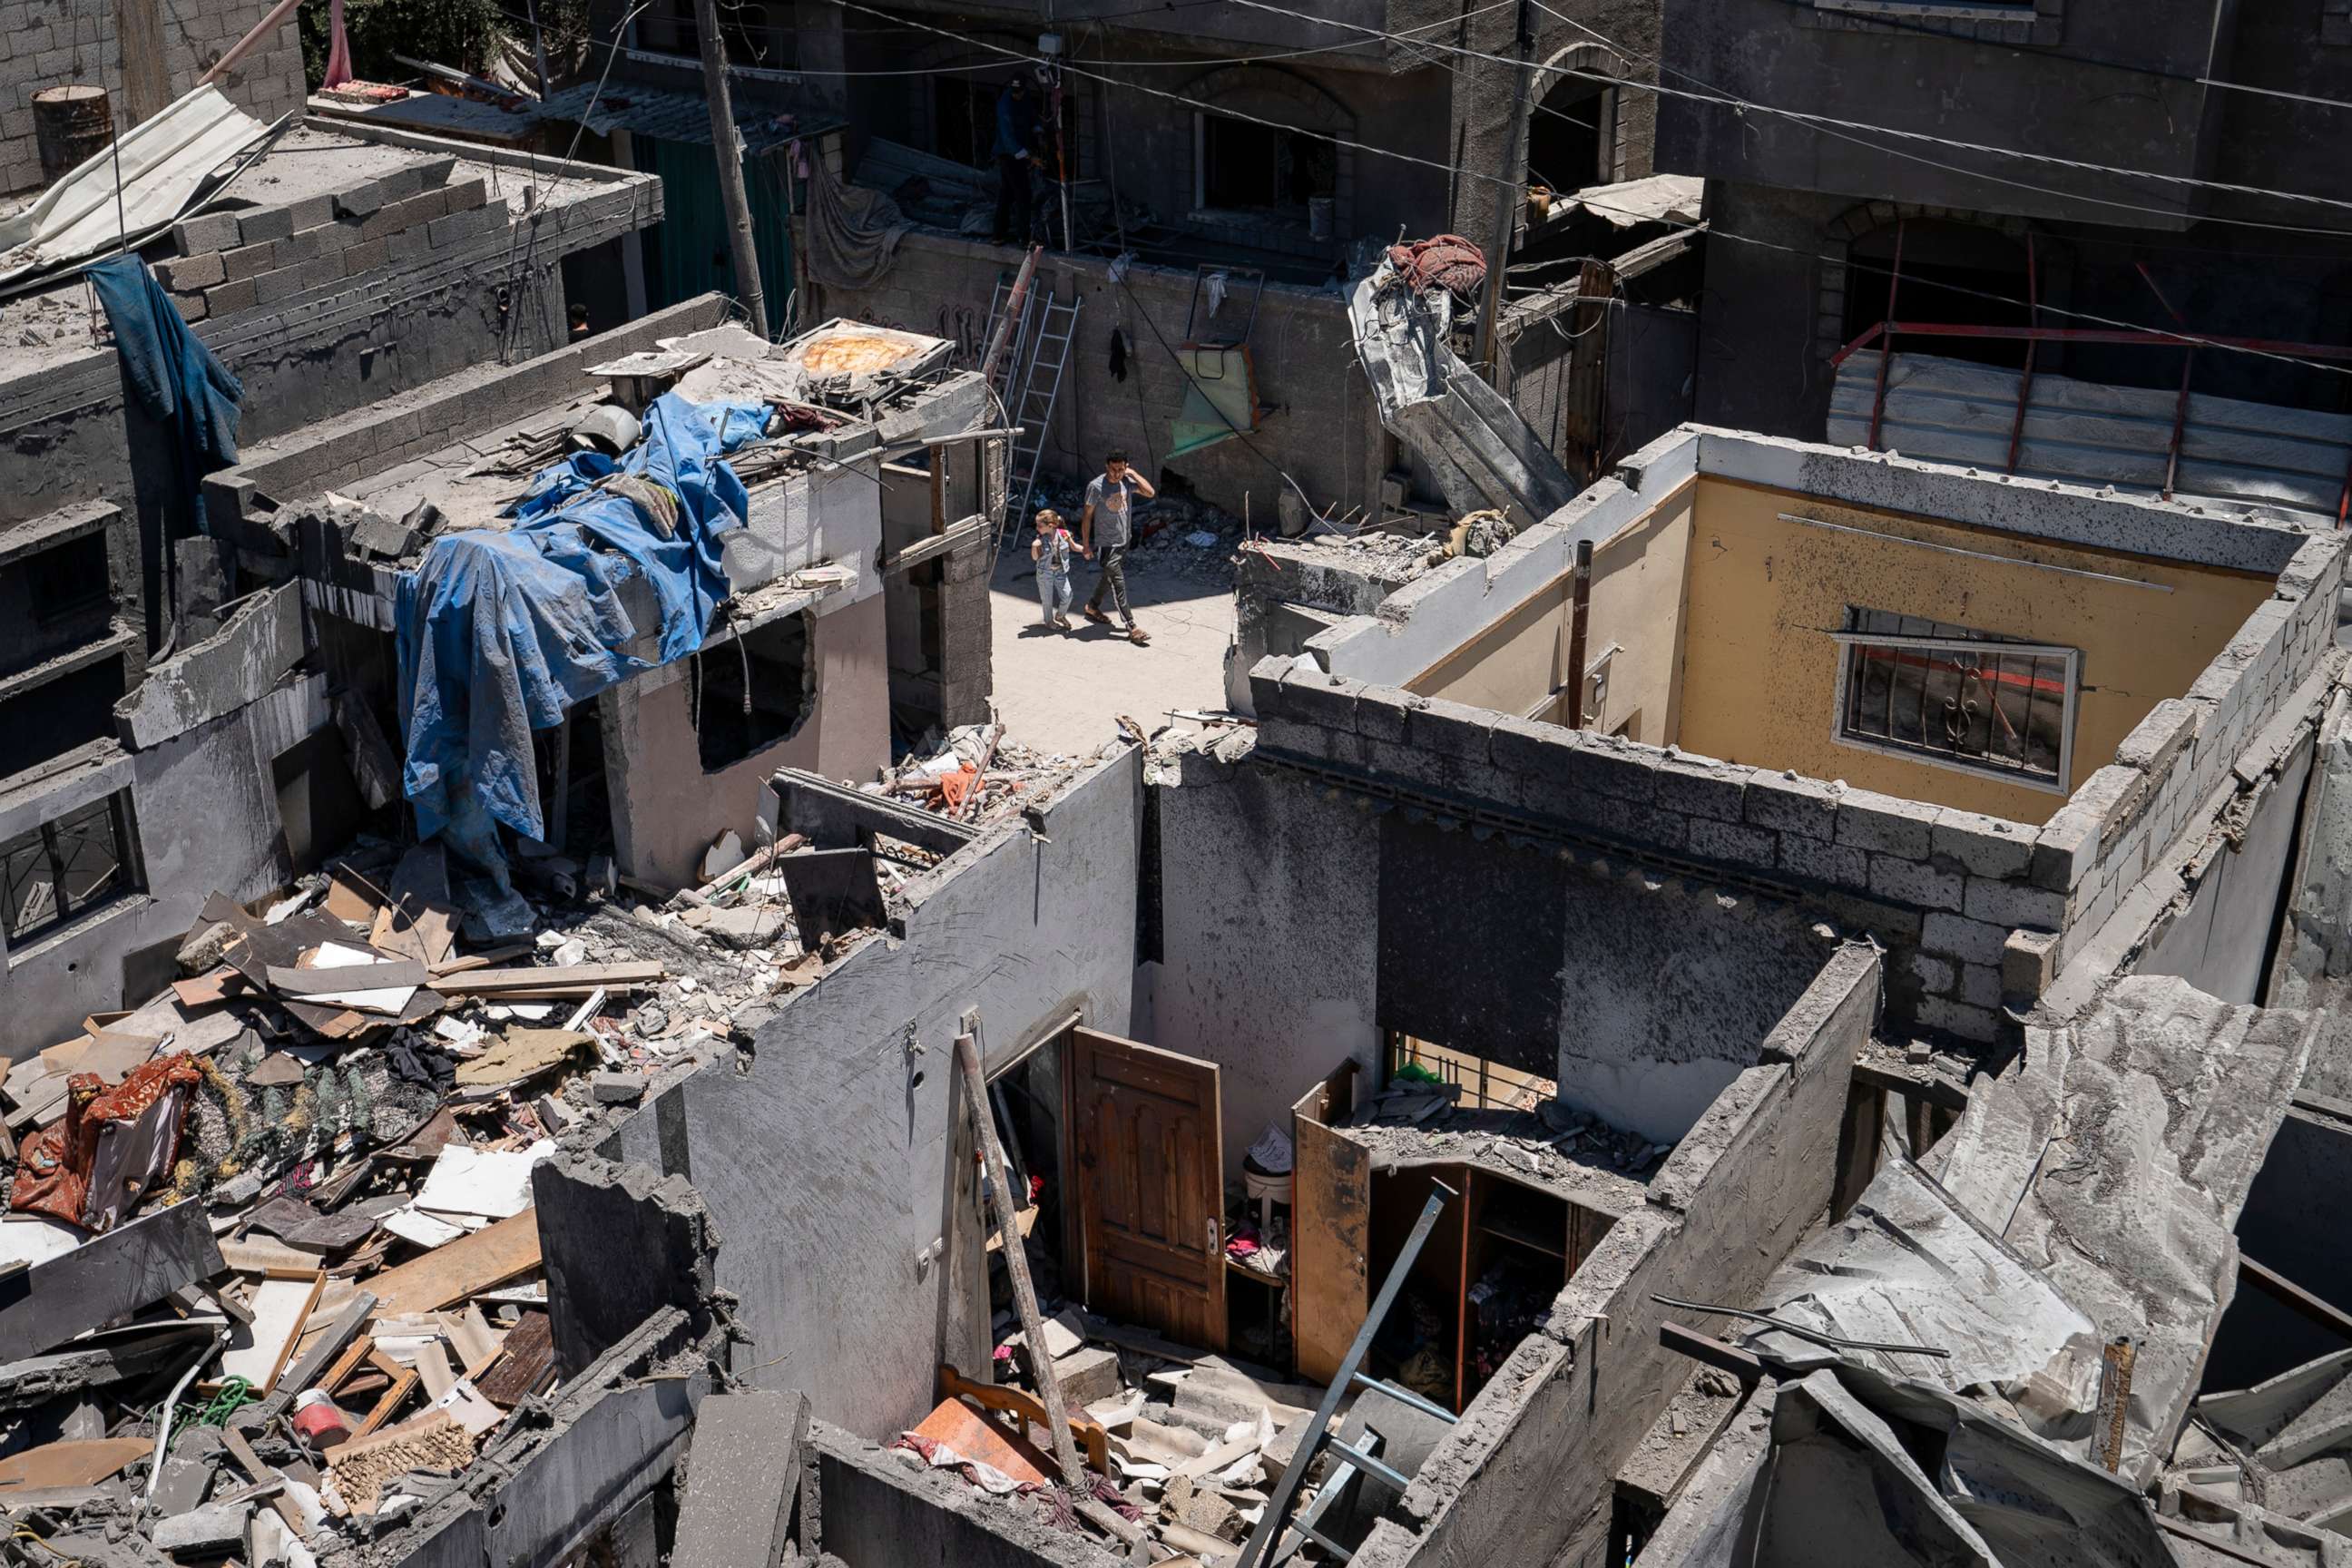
[812,235,1387,524]
[0,0,307,196]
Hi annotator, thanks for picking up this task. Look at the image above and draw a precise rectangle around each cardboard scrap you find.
[0,1437,150,1493]
[452,1030,594,1090]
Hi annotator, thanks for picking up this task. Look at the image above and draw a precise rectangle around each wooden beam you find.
[1851,1059,1970,1113]
[428,963,662,995]
[2240,1255,2352,1345]
[1657,1322,1763,1387]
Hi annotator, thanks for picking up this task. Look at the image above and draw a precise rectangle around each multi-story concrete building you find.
[1659,0,2352,465]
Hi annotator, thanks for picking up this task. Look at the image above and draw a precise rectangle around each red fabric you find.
[322,0,354,91]
[10,1056,200,1232]
[1386,234,1488,299]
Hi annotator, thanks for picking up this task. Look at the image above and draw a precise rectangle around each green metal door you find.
[635,133,796,328]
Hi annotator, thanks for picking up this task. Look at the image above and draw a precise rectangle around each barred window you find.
[1832,609,2076,790]
[0,790,142,945]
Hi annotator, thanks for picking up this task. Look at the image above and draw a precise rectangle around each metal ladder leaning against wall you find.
[1236,1181,1463,1568]
[981,273,1081,548]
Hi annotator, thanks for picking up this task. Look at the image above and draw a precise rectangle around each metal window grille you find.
[1387,1034,1557,1113]
[0,790,141,945]
[1832,608,2076,789]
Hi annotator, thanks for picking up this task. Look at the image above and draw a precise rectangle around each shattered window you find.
[1835,608,2075,789]
[689,612,812,772]
[0,790,142,944]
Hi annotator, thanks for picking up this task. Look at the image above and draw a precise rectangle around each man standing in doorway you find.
[1081,448,1153,644]
[992,74,1043,246]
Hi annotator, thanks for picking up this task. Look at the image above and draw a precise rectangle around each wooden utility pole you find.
[1474,0,1537,387]
[693,0,768,338]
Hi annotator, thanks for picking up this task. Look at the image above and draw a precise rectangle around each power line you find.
[821,0,2352,382]
[1212,0,2352,239]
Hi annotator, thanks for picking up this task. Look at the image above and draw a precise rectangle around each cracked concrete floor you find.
[988,536,1241,756]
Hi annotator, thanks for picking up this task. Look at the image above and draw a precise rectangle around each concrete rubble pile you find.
[0,825,848,1565]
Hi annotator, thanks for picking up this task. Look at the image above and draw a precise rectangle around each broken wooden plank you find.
[266,960,429,996]
[474,1310,554,1407]
[366,1210,541,1318]
[427,963,662,995]
[220,1426,309,1539]
[0,1436,150,1493]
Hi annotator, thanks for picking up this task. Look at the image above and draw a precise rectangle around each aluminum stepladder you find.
[1004,289,1079,532]
[1237,1181,1462,1568]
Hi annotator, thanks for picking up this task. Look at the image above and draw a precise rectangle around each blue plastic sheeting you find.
[88,254,241,533]
[396,393,769,867]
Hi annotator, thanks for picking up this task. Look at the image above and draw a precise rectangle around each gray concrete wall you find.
[812,1424,1116,1568]
[2,126,661,531]
[0,0,307,198]
[1153,734,1838,1148]
[812,237,1387,524]
[0,672,325,1060]
[593,750,1145,1440]
[1349,942,1878,1568]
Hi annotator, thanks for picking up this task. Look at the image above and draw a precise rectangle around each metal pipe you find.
[1564,537,1593,730]
[202,0,301,84]
[1866,219,1906,451]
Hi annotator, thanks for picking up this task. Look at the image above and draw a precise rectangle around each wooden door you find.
[1291,1064,1369,1384]
[1071,1026,1226,1351]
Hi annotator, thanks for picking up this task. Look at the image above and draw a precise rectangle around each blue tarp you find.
[89,255,241,534]
[395,393,769,867]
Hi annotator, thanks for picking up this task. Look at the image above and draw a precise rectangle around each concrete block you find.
[592,1072,644,1103]
[2002,927,2062,1002]
[252,262,307,306]
[1963,874,2066,932]
[153,1502,250,1552]
[173,211,240,253]
[204,276,259,317]
[1778,835,1869,890]
[1867,854,1964,912]
[238,204,295,244]
[220,239,276,280]
[1403,695,1495,765]
[1921,911,2009,965]
[1277,665,1358,732]
[1352,684,1418,742]
[1050,1345,1122,1406]
[1746,773,1840,841]
[380,153,457,201]
[333,176,388,219]
[364,187,446,240]
[1834,789,1936,858]
[1580,792,1690,855]
[1688,817,1775,867]
[671,1389,807,1568]
[1652,755,1748,823]
[1905,949,1956,996]
[442,175,489,214]
[288,192,337,231]
[158,251,226,289]
[1914,995,1999,1041]
[1957,963,2003,1010]
[172,290,208,323]
[1929,808,2034,880]
[270,225,328,267]
[1558,734,1658,804]
[339,237,389,277]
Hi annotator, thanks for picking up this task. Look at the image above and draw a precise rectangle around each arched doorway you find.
[1524,71,1615,200]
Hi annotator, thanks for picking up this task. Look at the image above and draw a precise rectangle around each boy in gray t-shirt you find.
[1080,449,1153,644]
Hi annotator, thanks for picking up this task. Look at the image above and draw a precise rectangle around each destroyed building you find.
[15,1,2352,1565]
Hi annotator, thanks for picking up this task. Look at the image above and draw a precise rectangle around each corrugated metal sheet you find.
[534,83,838,156]
[1829,348,2352,522]
[0,87,271,291]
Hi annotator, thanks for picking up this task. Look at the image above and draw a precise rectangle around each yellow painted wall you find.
[1413,485,1695,748]
[1673,477,2275,824]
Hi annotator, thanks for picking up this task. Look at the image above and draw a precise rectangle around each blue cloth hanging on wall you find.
[88,254,242,534]
[395,393,769,862]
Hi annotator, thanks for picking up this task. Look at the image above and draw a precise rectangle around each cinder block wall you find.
[0,0,307,196]
[1349,943,1880,1568]
[814,234,1385,524]
[1250,524,2346,1043]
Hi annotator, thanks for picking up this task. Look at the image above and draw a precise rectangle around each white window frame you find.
[1828,628,2080,795]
